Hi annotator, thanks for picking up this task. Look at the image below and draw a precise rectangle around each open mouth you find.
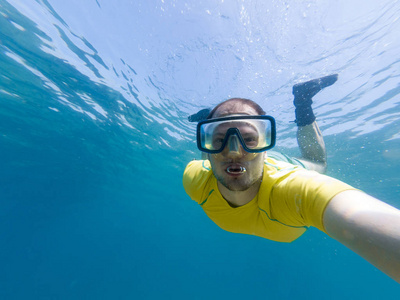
[226,165,247,175]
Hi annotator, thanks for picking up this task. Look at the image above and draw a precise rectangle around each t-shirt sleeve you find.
[182,160,212,204]
[269,169,356,233]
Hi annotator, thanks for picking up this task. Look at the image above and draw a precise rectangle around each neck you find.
[218,180,261,207]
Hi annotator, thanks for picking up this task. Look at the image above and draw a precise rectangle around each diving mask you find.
[196,115,276,154]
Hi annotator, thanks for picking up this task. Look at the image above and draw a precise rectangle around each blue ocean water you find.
[1,0,400,299]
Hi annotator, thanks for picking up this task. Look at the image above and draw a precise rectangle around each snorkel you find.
[225,135,247,175]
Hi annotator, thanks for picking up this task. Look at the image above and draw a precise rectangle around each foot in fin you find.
[293,74,338,102]
[292,74,338,126]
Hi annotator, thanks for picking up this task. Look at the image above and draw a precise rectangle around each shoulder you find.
[183,159,212,177]
[258,156,304,208]
[183,160,213,203]
[266,158,352,196]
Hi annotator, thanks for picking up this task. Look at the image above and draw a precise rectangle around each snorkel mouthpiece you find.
[227,166,247,174]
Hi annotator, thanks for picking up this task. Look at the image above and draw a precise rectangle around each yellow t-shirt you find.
[182,158,355,243]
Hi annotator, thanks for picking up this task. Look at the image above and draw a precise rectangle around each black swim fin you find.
[293,74,338,126]
[293,74,338,101]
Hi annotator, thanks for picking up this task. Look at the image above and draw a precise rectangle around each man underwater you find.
[183,75,400,282]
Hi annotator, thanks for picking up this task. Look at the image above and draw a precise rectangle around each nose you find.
[224,135,244,157]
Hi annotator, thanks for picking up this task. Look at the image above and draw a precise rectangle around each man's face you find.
[208,103,265,192]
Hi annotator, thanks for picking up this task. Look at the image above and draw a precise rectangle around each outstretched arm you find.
[324,190,400,283]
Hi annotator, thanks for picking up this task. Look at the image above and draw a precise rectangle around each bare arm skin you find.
[324,190,400,283]
[296,121,327,173]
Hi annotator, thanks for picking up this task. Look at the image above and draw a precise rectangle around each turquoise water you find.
[1,0,400,299]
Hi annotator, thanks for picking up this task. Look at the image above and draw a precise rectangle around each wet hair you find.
[207,98,266,119]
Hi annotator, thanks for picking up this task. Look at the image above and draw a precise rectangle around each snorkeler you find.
[189,74,338,173]
[183,75,400,283]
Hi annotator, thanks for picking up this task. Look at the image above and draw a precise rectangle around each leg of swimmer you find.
[296,122,327,172]
[293,74,338,173]
[293,74,338,126]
